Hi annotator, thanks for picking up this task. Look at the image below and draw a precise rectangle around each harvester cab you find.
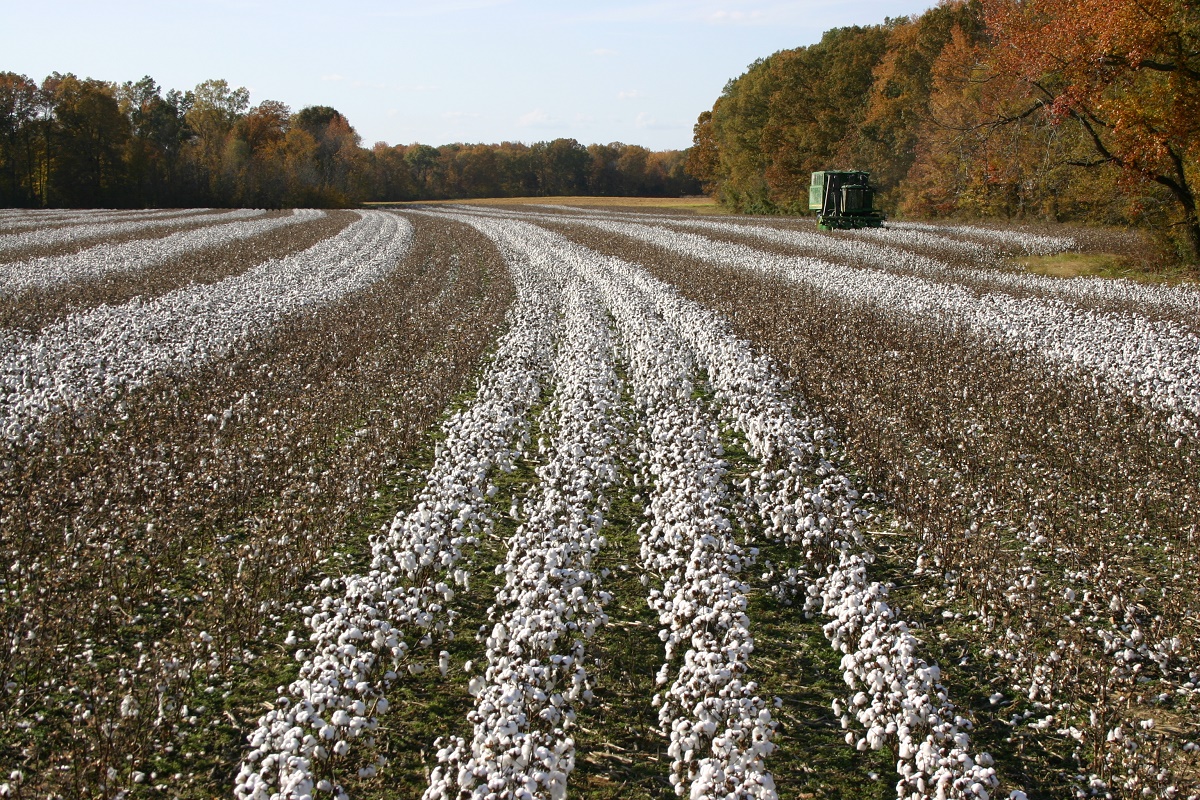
[809,170,886,230]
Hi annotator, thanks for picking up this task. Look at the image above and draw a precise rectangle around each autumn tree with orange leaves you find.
[983,0,1200,260]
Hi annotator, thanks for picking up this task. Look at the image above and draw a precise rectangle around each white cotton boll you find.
[408,663,425,676]
[439,651,450,676]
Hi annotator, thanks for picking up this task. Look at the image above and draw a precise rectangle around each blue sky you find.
[3,0,937,150]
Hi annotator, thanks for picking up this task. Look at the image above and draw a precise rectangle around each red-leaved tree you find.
[984,0,1200,259]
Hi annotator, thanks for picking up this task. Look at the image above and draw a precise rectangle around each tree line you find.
[688,0,1200,261]
[0,72,699,209]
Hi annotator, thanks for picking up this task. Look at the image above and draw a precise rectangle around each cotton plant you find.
[971,527,1196,798]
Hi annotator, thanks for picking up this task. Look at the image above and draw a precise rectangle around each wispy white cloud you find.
[518,108,553,127]
[617,89,645,100]
[321,73,345,82]
[443,110,482,119]
[634,112,690,131]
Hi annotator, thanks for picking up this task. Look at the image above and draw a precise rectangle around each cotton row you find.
[562,218,1200,432]
[235,216,558,800]
[850,226,1200,325]
[427,268,622,800]
[0,210,403,442]
[463,205,1200,328]
[0,208,323,295]
[0,207,261,254]
[522,212,998,800]
[576,223,863,578]
[688,217,1200,325]
[0,206,211,234]
[852,224,998,262]
[811,555,998,798]
[596,264,777,800]
[887,220,1076,256]
[459,216,781,800]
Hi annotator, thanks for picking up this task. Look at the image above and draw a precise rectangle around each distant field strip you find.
[0,207,260,253]
[0,207,212,233]
[0,209,324,295]
[0,210,403,441]
[467,207,1200,428]
[886,220,1077,255]
[478,204,1200,325]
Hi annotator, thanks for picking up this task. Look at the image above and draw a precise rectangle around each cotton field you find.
[0,206,1196,800]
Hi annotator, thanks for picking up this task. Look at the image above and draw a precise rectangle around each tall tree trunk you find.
[1157,148,1200,264]
[1182,205,1200,265]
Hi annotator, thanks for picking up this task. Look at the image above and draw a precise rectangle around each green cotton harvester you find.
[808,170,887,230]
